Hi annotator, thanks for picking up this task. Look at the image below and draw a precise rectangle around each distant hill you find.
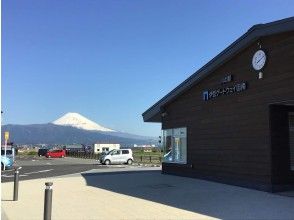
[1,112,156,146]
[1,123,155,146]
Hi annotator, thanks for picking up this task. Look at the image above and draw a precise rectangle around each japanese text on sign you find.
[203,82,247,101]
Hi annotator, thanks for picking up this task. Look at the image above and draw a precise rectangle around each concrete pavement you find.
[2,167,294,220]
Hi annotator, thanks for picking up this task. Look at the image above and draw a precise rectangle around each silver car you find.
[100,149,133,165]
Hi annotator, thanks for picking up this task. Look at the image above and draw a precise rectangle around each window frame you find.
[162,127,187,164]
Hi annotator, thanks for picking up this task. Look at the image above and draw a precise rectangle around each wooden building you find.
[142,17,294,192]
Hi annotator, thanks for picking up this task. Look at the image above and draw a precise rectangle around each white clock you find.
[252,50,266,71]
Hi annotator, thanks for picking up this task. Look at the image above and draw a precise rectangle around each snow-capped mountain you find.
[2,112,157,145]
[52,112,115,132]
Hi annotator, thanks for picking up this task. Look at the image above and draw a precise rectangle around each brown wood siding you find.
[162,31,294,191]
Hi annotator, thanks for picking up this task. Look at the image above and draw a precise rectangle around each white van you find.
[100,149,133,165]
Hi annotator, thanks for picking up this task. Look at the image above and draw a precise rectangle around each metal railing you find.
[133,155,162,164]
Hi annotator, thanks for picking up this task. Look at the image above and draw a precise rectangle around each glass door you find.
[289,113,294,171]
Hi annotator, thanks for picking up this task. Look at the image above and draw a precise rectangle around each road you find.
[1,155,157,182]
[1,156,102,183]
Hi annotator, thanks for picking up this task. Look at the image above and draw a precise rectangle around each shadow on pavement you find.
[81,170,294,219]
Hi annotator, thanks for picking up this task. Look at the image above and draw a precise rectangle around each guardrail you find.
[66,151,162,164]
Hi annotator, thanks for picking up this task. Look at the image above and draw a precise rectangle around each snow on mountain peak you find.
[52,112,115,132]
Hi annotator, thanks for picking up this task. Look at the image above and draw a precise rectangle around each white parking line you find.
[2,174,28,178]
[24,169,53,175]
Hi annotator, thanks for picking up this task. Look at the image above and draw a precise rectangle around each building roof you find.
[142,17,294,122]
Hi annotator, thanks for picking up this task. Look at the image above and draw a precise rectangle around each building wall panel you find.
[162,31,294,191]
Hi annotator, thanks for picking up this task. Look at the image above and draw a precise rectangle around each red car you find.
[46,149,66,158]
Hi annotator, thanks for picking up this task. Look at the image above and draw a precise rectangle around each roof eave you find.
[142,17,294,123]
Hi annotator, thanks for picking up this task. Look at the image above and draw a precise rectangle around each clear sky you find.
[2,0,294,136]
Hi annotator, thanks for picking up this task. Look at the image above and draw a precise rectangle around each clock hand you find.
[256,55,265,64]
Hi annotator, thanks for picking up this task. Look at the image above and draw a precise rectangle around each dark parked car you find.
[38,148,49,157]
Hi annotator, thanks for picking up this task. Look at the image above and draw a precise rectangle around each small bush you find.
[27,151,37,155]
[18,150,38,156]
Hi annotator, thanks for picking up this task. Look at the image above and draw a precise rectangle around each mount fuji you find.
[2,113,156,145]
[52,112,115,132]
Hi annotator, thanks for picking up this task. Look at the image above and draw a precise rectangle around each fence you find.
[66,151,100,160]
[133,155,162,164]
[66,151,162,164]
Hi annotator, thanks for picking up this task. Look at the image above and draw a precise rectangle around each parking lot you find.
[1,155,137,183]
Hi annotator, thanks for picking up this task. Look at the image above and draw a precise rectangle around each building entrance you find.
[289,113,294,171]
[270,104,294,188]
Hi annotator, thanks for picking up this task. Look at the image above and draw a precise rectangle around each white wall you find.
[93,144,120,154]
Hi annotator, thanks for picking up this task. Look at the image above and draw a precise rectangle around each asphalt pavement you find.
[1,156,101,182]
[1,155,157,182]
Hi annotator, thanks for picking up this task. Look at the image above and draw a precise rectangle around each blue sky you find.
[2,0,294,136]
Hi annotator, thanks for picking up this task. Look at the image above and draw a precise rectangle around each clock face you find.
[252,50,266,71]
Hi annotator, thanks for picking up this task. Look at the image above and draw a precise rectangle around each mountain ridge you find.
[1,112,156,146]
[2,123,156,146]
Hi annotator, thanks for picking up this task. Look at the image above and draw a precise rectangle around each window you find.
[122,150,129,154]
[162,127,187,164]
[1,150,13,155]
[102,147,109,152]
[111,150,121,155]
